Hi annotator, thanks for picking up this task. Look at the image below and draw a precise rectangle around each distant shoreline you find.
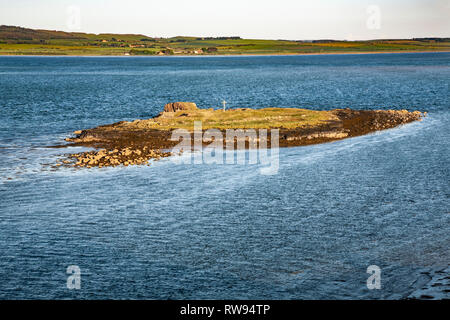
[2,26,449,58]
[1,50,449,58]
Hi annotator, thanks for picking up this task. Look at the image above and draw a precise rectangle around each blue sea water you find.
[0,53,448,299]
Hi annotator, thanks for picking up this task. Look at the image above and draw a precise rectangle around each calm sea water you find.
[0,53,448,299]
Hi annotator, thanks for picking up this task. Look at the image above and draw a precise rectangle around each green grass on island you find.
[1,25,449,56]
[119,107,337,131]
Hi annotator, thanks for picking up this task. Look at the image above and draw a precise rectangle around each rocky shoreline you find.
[61,103,424,168]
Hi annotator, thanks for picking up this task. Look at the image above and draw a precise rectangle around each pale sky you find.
[0,0,449,40]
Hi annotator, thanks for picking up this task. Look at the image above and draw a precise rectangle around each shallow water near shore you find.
[0,53,449,299]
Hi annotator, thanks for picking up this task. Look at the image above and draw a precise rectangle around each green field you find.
[1,25,449,56]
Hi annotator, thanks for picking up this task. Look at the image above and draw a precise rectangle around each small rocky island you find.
[62,102,423,168]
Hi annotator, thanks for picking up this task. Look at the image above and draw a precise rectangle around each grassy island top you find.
[125,107,336,131]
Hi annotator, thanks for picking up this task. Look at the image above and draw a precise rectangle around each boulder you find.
[163,102,198,113]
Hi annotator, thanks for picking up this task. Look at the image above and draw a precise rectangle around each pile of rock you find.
[68,147,171,168]
[371,110,423,130]
[286,130,349,141]
[163,102,198,113]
